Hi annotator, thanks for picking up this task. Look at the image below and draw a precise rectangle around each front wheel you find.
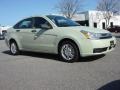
[59,41,80,62]
[10,41,19,55]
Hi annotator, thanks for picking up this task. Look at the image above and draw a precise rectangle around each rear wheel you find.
[10,41,19,55]
[59,41,80,62]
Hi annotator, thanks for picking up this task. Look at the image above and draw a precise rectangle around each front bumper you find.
[78,36,116,57]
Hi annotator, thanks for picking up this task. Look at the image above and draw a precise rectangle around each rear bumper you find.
[5,37,10,47]
[78,36,116,57]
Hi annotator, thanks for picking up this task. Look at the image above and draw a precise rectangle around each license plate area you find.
[110,41,114,45]
[110,41,114,48]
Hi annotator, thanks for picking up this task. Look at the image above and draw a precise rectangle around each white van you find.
[0,26,11,39]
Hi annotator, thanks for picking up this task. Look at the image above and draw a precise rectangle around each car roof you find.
[22,15,63,19]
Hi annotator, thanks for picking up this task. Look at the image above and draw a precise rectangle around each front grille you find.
[93,47,108,53]
[100,36,112,39]
[99,33,112,39]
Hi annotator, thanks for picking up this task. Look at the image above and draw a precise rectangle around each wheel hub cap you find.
[61,44,75,61]
[11,43,17,54]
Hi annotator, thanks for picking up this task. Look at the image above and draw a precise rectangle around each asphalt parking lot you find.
[0,34,120,90]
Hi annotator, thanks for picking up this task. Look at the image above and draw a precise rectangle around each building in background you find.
[72,10,120,29]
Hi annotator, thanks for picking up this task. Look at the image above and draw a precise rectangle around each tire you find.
[59,41,80,62]
[10,41,19,55]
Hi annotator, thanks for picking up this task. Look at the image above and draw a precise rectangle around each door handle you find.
[16,30,20,32]
[31,30,36,33]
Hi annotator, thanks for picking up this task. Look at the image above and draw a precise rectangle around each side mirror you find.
[41,24,52,30]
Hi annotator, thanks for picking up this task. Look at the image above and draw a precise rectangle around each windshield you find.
[47,15,80,27]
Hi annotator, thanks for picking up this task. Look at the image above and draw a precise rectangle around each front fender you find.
[54,33,84,54]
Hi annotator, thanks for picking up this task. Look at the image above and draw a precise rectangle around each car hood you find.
[59,26,110,34]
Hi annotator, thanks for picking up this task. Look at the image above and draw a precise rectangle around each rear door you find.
[13,17,35,50]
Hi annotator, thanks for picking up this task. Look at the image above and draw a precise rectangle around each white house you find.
[72,10,120,29]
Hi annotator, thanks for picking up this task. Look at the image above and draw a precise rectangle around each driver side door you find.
[30,17,57,53]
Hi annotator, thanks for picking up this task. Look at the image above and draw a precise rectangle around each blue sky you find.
[0,0,97,26]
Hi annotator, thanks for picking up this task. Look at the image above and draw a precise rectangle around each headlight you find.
[81,30,112,39]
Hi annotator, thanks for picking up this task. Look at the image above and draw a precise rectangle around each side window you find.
[14,18,33,29]
[34,17,52,29]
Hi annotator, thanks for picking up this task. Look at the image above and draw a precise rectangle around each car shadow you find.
[2,50,105,63]
[98,80,120,90]
[2,50,60,61]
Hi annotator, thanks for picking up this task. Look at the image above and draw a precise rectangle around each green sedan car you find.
[5,15,116,62]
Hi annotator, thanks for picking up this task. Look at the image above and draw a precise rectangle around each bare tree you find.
[56,0,83,19]
[96,0,120,29]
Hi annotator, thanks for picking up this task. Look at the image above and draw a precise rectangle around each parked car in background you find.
[5,15,116,62]
[107,26,120,33]
[0,26,10,39]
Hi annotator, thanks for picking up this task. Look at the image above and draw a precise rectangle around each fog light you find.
[93,47,108,53]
